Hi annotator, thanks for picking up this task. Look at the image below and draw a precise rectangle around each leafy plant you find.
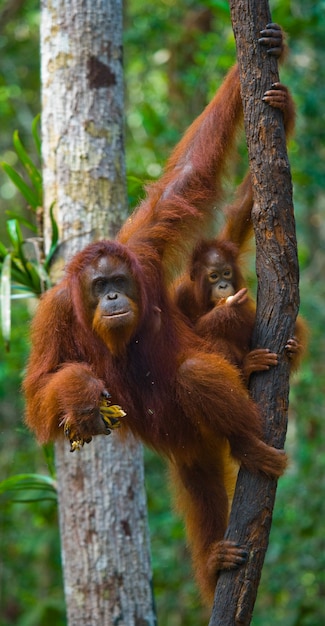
[0,116,59,348]
[0,473,57,504]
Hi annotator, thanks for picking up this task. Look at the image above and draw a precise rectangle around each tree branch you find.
[209,2,300,624]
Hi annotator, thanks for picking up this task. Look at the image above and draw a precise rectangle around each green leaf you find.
[0,473,57,503]
[5,210,38,233]
[10,267,41,292]
[24,261,43,293]
[8,219,29,265]
[42,443,56,478]
[21,239,51,293]
[13,130,43,201]
[32,113,42,158]
[1,162,40,209]
[6,218,24,253]
[44,203,59,270]
[5,221,45,293]
[0,254,12,349]
[0,240,8,261]
[28,260,50,293]
[10,264,34,288]
[10,292,37,299]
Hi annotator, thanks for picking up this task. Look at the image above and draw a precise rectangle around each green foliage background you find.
[0,1,324,624]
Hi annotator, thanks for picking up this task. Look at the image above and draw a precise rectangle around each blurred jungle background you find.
[0,1,324,624]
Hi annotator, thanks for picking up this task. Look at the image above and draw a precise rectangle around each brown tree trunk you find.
[41,1,156,624]
[209,2,300,625]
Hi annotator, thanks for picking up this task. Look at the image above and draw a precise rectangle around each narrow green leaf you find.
[9,260,31,286]
[21,238,50,293]
[10,221,30,266]
[11,292,37,299]
[0,473,57,502]
[13,130,43,200]
[10,266,35,290]
[7,219,25,260]
[28,260,50,293]
[5,210,38,233]
[1,162,39,209]
[7,496,57,503]
[0,473,57,494]
[42,443,56,478]
[24,261,42,293]
[32,114,42,158]
[44,203,59,270]
[0,254,12,349]
[6,219,19,250]
[50,203,59,244]
[5,221,41,292]
[0,240,8,260]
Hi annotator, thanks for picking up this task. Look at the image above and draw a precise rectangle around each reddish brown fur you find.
[24,44,288,605]
[174,80,307,382]
[174,237,257,374]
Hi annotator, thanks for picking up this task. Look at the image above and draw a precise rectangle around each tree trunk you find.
[209,2,300,625]
[41,1,156,624]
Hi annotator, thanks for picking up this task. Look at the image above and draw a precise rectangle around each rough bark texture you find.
[55,438,155,626]
[209,2,300,625]
[41,0,129,280]
[41,2,156,624]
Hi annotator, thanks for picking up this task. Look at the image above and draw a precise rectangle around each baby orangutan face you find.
[202,249,236,303]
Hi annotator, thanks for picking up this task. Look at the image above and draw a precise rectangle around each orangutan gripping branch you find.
[174,81,307,384]
[24,25,287,605]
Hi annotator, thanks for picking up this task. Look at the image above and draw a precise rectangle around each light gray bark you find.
[55,438,155,626]
[41,0,129,276]
[41,1,156,624]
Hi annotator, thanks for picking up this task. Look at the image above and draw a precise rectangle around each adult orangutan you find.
[24,25,287,604]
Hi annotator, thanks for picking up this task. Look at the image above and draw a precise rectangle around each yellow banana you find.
[99,399,126,430]
[64,398,127,451]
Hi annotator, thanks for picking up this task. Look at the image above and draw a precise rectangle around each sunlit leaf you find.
[6,219,25,258]
[10,292,37,299]
[0,473,57,503]
[0,254,12,349]
[1,162,39,209]
[0,240,8,260]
